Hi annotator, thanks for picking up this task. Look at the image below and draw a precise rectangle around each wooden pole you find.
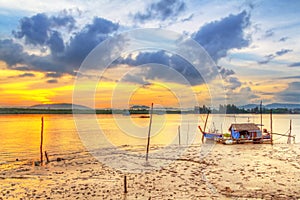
[178,125,181,145]
[146,103,153,161]
[270,109,273,145]
[40,117,44,166]
[124,175,128,193]
[203,110,210,132]
[45,151,49,163]
[287,120,292,144]
[260,100,263,131]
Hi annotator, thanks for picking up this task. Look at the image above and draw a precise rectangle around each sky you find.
[0,0,300,108]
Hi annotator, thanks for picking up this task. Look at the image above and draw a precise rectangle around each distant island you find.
[30,103,91,110]
[0,103,300,114]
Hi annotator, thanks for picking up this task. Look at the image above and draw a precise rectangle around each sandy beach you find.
[0,143,299,199]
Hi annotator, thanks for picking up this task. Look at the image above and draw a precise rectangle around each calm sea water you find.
[0,114,299,164]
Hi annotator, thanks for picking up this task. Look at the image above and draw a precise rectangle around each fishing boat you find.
[198,102,295,144]
[198,125,222,141]
[199,123,272,144]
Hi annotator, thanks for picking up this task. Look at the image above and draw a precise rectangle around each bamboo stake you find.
[270,109,273,145]
[40,117,44,166]
[260,100,263,131]
[203,110,210,132]
[178,125,181,145]
[124,175,128,193]
[146,103,153,161]
[287,120,292,144]
[45,151,49,163]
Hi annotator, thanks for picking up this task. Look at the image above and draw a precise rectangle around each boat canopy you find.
[228,123,260,132]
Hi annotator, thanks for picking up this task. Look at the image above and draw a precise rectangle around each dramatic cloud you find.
[0,14,119,75]
[218,66,235,78]
[62,17,119,67]
[0,39,26,66]
[258,49,292,64]
[226,77,242,90]
[276,82,300,103]
[115,50,204,86]
[47,31,65,55]
[13,13,75,46]
[134,0,186,22]
[227,86,259,105]
[193,11,251,62]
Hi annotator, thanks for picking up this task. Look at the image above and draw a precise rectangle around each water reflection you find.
[0,114,299,164]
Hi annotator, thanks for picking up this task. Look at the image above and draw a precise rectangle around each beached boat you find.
[198,123,272,144]
[198,125,222,141]
[224,123,271,144]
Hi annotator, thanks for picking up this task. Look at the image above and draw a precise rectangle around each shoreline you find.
[1,143,299,199]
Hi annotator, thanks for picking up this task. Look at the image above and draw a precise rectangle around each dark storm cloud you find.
[258,49,292,64]
[193,11,251,62]
[117,11,252,86]
[289,62,300,67]
[13,13,75,46]
[134,0,186,22]
[276,82,300,102]
[47,31,65,55]
[115,50,204,86]
[217,66,235,78]
[0,39,26,66]
[61,17,119,67]
[0,14,119,75]
[226,77,242,90]
[118,51,169,66]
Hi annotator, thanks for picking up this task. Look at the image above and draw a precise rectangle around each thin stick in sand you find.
[287,120,292,144]
[178,125,181,145]
[146,103,153,161]
[270,109,273,145]
[124,175,128,193]
[40,116,44,166]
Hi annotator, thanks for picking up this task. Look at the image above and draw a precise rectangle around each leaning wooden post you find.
[203,110,210,132]
[124,175,128,193]
[270,109,273,145]
[146,103,154,161]
[178,125,181,145]
[45,151,49,163]
[40,117,44,166]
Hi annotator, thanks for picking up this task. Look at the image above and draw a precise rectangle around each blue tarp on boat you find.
[231,127,240,139]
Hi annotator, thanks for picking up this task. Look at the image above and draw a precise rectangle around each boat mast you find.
[260,100,263,131]
[203,110,210,132]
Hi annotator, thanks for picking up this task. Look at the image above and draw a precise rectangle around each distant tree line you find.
[1,105,300,114]
[196,104,299,114]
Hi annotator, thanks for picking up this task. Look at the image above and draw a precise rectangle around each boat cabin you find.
[228,123,262,140]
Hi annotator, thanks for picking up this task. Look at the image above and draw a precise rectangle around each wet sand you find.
[0,143,299,199]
